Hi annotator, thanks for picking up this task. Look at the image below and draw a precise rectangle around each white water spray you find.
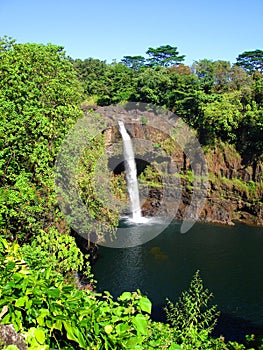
[118,120,143,222]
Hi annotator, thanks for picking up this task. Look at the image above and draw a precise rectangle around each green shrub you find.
[21,228,92,280]
[165,270,226,349]
[0,234,181,349]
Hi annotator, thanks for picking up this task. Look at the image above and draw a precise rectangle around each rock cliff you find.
[87,106,263,227]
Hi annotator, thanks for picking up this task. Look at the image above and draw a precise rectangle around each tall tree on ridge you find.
[146,44,185,67]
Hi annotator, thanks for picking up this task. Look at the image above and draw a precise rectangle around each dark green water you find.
[92,221,263,341]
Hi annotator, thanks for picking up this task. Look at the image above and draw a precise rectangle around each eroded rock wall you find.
[88,106,263,226]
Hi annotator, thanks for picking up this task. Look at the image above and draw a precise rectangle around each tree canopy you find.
[146,44,185,67]
[121,55,146,70]
[73,47,262,167]
[236,49,263,74]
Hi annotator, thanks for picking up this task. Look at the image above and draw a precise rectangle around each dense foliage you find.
[0,39,83,242]
[74,46,263,167]
[2,233,262,349]
[236,50,263,74]
[0,36,262,348]
[0,234,179,349]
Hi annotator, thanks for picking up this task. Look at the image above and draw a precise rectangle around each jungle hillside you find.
[0,36,263,349]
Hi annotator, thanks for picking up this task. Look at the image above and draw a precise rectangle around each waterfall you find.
[118,120,142,222]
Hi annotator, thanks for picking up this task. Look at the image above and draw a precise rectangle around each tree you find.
[97,62,137,105]
[230,65,252,92]
[134,67,172,104]
[199,92,243,144]
[166,69,200,122]
[146,44,185,67]
[73,57,108,96]
[253,72,263,106]
[212,60,232,93]
[236,49,263,74]
[121,55,146,70]
[168,63,192,75]
[237,104,263,175]
[0,42,83,241]
[193,59,252,94]
[192,59,217,93]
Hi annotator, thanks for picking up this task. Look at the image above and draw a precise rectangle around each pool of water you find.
[92,221,263,341]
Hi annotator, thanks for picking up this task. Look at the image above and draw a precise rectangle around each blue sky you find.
[0,0,262,66]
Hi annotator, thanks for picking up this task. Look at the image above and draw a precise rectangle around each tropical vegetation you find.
[0,35,262,348]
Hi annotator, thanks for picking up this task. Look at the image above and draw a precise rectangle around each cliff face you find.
[201,144,262,226]
[140,143,263,226]
[94,106,263,227]
[174,176,262,226]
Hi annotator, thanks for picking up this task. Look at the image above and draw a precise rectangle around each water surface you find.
[92,221,263,341]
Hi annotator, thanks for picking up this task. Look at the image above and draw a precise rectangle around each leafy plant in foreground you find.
[165,270,226,349]
[0,235,180,349]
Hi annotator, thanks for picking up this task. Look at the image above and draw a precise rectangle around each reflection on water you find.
[92,221,263,341]
[101,216,170,248]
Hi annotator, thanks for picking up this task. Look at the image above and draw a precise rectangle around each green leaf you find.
[47,288,60,298]
[118,291,132,301]
[168,344,183,350]
[63,321,87,348]
[63,321,78,341]
[34,328,45,344]
[15,295,28,307]
[45,320,52,328]
[36,309,49,326]
[53,320,62,331]
[104,324,113,334]
[125,336,140,348]
[94,321,100,335]
[115,322,129,335]
[6,261,16,270]
[132,314,148,335]
[138,296,152,314]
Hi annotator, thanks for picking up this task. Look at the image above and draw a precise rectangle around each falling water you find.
[118,120,142,222]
